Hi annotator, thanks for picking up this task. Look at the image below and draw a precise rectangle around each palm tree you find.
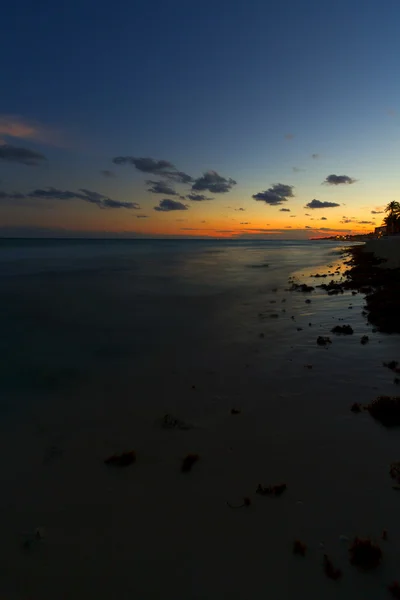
[384,201,400,235]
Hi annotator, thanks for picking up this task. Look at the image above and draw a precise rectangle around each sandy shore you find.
[1,245,400,599]
[363,236,400,269]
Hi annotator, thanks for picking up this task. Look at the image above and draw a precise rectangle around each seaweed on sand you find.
[366,396,400,427]
[181,453,200,472]
[349,537,382,570]
[104,451,136,467]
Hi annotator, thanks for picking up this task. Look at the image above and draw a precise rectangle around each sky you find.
[0,0,399,239]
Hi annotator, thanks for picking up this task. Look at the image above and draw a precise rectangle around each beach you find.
[1,238,400,599]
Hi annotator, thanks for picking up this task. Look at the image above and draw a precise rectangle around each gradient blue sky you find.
[0,0,399,237]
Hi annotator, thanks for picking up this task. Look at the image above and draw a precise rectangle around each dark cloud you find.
[27,187,140,209]
[136,215,149,218]
[100,170,115,178]
[284,133,294,140]
[252,183,294,206]
[371,210,384,214]
[280,208,291,212]
[311,153,319,159]
[240,222,250,224]
[340,217,354,224]
[305,226,312,229]
[112,156,193,183]
[285,226,292,229]
[290,215,296,217]
[357,221,374,225]
[320,217,327,220]
[305,213,310,216]
[162,170,193,184]
[292,167,305,172]
[146,180,178,195]
[234,207,245,211]
[305,199,340,209]
[192,170,236,194]
[154,199,188,212]
[112,156,173,171]
[324,174,356,185]
[0,144,46,166]
[0,190,25,200]
[186,193,213,201]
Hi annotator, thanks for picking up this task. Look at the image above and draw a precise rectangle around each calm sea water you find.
[0,238,357,419]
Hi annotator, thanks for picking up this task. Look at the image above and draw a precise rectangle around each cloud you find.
[0,115,59,145]
[240,222,250,224]
[284,133,294,140]
[112,156,193,183]
[154,199,188,212]
[27,187,140,209]
[320,217,327,220]
[136,215,149,218]
[235,207,245,211]
[285,226,292,228]
[357,220,374,225]
[0,144,46,166]
[311,153,319,159]
[252,183,294,206]
[162,170,193,184]
[290,215,296,217]
[0,115,38,139]
[146,179,178,195]
[323,174,356,185]
[280,208,291,212]
[292,167,305,172]
[100,170,115,178]
[304,213,310,216]
[192,170,236,194]
[305,226,312,229]
[371,210,383,214]
[0,190,25,200]
[186,193,213,201]
[305,199,340,209]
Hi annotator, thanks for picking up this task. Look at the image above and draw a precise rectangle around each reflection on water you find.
[0,238,355,416]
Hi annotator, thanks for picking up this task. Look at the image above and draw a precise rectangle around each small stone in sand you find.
[104,451,136,467]
[317,336,332,346]
[293,540,307,556]
[231,408,241,415]
[351,402,362,413]
[181,453,200,472]
[305,299,311,304]
[296,327,303,331]
[323,554,342,580]
[256,483,287,496]
[361,335,369,345]
[259,333,265,338]
[349,537,382,570]
[331,325,354,335]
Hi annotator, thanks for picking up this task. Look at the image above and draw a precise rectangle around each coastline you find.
[1,240,400,600]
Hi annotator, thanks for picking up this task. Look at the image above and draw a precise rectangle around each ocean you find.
[0,238,349,417]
